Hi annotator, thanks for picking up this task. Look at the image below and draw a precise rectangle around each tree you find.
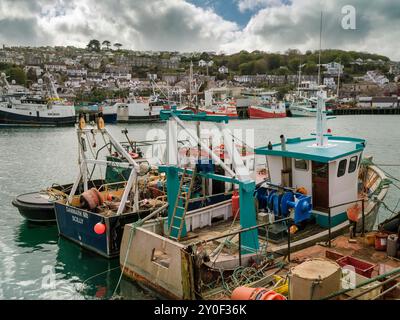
[87,39,101,52]
[26,68,38,84]
[102,40,111,50]
[266,54,281,71]
[114,43,123,51]
[8,67,26,85]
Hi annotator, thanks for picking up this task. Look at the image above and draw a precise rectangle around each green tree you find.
[102,40,111,50]
[87,39,101,52]
[114,43,123,51]
[266,54,281,71]
[26,68,38,84]
[8,67,26,85]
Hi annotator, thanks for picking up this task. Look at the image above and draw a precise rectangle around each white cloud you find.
[0,0,399,60]
[224,0,400,60]
[237,0,286,13]
[0,0,240,52]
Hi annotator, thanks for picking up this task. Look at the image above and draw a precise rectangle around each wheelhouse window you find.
[348,156,358,173]
[294,159,308,171]
[337,159,347,177]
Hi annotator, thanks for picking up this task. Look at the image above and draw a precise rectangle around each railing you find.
[326,198,365,248]
[188,216,293,265]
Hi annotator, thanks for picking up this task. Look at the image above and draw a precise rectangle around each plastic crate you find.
[337,256,376,278]
[325,250,345,261]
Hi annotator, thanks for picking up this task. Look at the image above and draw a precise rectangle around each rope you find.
[77,266,121,298]
[214,261,286,295]
[112,219,142,297]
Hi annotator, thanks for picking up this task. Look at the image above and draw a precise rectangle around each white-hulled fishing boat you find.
[0,73,75,126]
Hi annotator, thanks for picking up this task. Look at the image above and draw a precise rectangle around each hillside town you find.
[1,42,400,108]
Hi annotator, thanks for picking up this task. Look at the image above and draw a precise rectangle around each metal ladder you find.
[167,167,197,241]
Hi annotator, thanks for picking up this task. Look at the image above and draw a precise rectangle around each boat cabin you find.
[256,135,365,228]
[256,90,366,228]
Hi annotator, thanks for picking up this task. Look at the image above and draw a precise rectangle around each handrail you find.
[188,217,291,247]
[326,198,366,247]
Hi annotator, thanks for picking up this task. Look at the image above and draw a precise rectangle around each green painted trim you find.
[255,135,366,163]
[314,211,348,228]
[160,109,229,123]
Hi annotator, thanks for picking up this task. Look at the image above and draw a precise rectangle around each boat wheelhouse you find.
[256,135,365,227]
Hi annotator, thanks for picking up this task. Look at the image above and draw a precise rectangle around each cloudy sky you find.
[0,0,399,60]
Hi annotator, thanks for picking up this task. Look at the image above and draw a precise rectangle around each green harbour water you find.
[0,115,399,299]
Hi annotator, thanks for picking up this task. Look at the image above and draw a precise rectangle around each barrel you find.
[289,258,341,300]
[375,232,388,251]
[387,234,399,257]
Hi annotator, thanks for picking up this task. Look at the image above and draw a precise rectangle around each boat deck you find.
[290,234,400,274]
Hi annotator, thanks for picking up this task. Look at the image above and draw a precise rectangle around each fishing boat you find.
[118,90,389,299]
[114,95,168,123]
[99,102,118,124]
[12,180,102,223]
[54,116,168,258]
[247,91,287,119]
[0,73,75,126]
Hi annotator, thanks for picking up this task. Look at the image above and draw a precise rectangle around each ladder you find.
[167,167,197,241]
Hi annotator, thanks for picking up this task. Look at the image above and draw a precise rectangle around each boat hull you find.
[289,107,317,117]
[54,202,150,258]
[12,194,55,223]
[118,115,163,123]
[248,106,286,119]
[0,108,76,126]
[103,113,118,124]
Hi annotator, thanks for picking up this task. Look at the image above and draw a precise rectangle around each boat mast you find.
[337,60,341,98]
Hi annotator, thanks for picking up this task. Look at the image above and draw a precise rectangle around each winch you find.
[255,186,313,225]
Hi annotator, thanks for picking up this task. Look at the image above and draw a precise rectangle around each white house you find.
[218,66,229,74]
[323,77,336,89]
[44,63,67,73]
[66,67,87,77]
[88,60,101,70]
[198,59,207,67]
[322,62,344,75]
[364,71,389,86]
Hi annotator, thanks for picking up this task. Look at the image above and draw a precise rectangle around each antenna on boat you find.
[317,11,323,86]
[315,89,328,147]
[337,59,341,98]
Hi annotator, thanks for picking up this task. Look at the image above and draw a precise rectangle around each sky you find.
[0,0,399,60]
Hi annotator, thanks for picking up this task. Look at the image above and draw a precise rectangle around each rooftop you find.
[255,136,366,163]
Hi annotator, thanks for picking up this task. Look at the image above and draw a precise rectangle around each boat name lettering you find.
[66,207,89,218]
[72,215,84,224]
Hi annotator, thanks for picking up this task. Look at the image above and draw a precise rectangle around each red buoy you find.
[232,190,240,219]
[94,222,106,235]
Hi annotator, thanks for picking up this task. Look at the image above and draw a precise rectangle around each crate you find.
[337,256,376,278]
[325,250,345,261]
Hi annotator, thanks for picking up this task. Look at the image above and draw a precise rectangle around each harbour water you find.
[0,115,399,299]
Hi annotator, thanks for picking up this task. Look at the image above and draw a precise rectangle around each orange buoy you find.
[346,204,361,222]
[94,222,106,235]
[231,287,286,300]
